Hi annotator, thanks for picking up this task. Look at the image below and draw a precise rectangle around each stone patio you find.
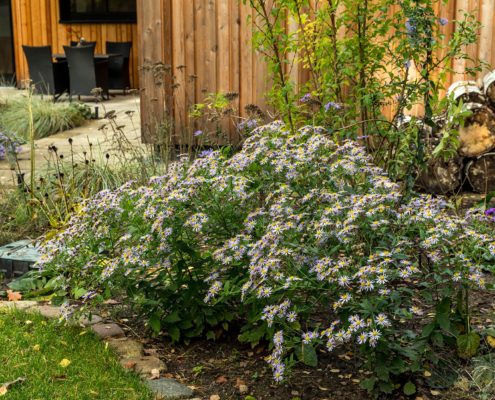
[0,87,146,187]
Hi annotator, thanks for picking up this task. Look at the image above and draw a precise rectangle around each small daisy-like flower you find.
[374,313,391,327]
[357,332,368,345]
[409,306,423,316]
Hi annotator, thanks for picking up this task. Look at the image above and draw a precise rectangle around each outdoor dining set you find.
[22,41,132,101]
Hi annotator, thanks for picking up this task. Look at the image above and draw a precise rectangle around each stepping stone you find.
[120,356,167,377]
[106,338,144,359]
[91,323,125,339]
[146,378,194,400]
[79,314,103,326]
[0,300,37,310]
[34,305,61,319]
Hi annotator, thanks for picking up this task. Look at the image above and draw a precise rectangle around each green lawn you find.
[0,309,152,400]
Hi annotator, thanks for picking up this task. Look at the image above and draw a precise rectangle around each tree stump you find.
[466,153,495,193]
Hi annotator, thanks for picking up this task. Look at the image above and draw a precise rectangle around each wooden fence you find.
[11,0,139,88]
[140,0,495,144]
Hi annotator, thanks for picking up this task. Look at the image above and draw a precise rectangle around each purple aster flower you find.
[404,60,411,69]
[300,93,312,103]
[439,18,448,26]
[199,149,214,158]
[193,130,203,137]
[485,208,495,217]
[324,101,342,112]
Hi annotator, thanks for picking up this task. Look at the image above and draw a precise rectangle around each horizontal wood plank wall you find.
[11,0,139,88]
[138,0,495,145]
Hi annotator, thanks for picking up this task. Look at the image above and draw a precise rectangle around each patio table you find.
[52,53,121,61]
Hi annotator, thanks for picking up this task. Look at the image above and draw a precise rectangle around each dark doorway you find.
[0,0,15,85]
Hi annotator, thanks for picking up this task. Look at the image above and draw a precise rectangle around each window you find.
[59,0,136,23]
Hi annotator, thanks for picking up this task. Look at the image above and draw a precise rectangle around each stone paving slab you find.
[34,305,61,319]
[146,378,194,400]
[0,89,145,187]
[91,322,126,339]
[106,338,144,359]
[120,356,167,376]
[0,300,37,310]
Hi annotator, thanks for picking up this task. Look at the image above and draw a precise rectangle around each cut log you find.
[466,153,495,193]
[447,81,485,104]
[483,70,495,105]
[458,104,495,157]
[416,156,463,194]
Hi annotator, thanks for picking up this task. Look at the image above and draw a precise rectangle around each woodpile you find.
[414,76,495,194]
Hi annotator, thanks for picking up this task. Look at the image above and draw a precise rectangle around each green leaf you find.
[206,330,216,340]
[457,332,480,359]
[436,298,451,332]
[403,381,416,396]
[294,343,318,367]
[168,325,181,342]
[149,313,161,334]
[73,287,87,300]
[163,311,181,323]
[360,377,377,392]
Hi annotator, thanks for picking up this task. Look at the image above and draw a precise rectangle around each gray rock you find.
[107,338,144,358]
[91,323,125,339]
[146,378,194,400]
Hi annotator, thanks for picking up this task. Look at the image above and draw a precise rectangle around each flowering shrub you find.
[0,132,22,161]
[39,123,495,395]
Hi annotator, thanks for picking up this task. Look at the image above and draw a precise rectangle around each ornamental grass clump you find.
[38,122,495,395]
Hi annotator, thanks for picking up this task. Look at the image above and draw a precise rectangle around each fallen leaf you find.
[210,395,221,400]
[424,370,432,377]
[59,359,71,368]
[7,290,22,302]
[235,378,246,388]
[103,299,120,305]
[215,375,228,384]
[124,361,136,369]
[487,336,495,348]
[239,384,249,394]
[33,344,40,351]
[150,368,160,380]
[430,390,441,396]
[0,377,26,396]
[330,369,340,373]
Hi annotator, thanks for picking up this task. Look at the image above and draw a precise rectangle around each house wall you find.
[140,0,495,145]
[11,0,138,87]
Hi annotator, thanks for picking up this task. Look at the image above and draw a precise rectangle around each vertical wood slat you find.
[134,0,495,145]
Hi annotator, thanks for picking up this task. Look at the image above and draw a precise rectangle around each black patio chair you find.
[70,40,97,49]
[63,45,109,101]
[105,41,132,93]
[22,45,69,100]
